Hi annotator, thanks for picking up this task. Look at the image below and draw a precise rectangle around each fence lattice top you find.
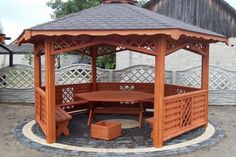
[0,64,234,90]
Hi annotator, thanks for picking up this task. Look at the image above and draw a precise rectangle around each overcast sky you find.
[0,0,236,44]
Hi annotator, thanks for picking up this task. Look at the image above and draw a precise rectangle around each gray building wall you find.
[116,38,236,71]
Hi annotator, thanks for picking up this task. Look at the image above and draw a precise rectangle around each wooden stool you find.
[56,106,72,137]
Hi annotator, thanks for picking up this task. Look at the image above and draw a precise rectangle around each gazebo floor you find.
[14,113,224,156]
[35,113,205,148]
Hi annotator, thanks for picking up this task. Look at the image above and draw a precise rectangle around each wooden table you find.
[76,91,153,127]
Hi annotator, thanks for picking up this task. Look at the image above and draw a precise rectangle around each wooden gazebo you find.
[18,0,227,148]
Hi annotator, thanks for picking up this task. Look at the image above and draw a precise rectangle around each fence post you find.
[108,70,113,82]
[172,71,177,84]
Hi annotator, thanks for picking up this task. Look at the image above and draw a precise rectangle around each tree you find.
[47,0,100,18]
[47,0,148,69]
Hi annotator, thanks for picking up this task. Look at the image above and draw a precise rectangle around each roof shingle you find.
[30,3,224,37]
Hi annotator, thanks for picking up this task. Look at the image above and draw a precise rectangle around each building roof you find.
[18,1,228,44]
[30,3,223,37]
[0,43,33,54]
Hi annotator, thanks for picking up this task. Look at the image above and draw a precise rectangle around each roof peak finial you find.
[101,0,138,5]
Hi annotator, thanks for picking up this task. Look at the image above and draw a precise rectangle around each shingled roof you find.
[0,44,33,54]
[30,3,223,37]
[18,0,228,44]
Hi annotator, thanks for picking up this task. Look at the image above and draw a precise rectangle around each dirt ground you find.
[0,104,235,157]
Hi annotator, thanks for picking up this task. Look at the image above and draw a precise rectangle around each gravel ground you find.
[0,104,235,157]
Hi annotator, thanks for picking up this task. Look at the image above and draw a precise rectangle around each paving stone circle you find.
[13,114,225,157]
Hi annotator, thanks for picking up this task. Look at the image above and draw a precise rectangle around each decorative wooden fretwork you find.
[120,84,135,91]
[35,40,45,55]
[0,66,34,89]
[62,87,74,103]
[52,35,156,56]
[53,36,95,55]
[181,97,192,127]
[166,38,207,56]
[111,36,155,54]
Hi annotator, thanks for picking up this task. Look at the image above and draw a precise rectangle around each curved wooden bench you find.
[56,106,72,137]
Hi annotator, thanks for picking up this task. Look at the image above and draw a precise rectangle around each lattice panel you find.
[116,36,155,52]
[120,68,154,83]
[167,38,207,55]
[0,69,34,89]
[53,36,94,55]
[181,68,231,90]
[62,87,74,103]
[181,98,192,127]
[57,69,92,85]
[52,35,155,56]
[97,46,117,56]
[209,70,231,90]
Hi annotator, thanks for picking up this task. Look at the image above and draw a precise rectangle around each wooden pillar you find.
[34,45,41,118]
[9,51,13,67]
[201,43,209,127]
[91,47,97,91]
[153,36,166,148]
[44,38,56,143]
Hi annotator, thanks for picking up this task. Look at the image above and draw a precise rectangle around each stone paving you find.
[13,113,225,156]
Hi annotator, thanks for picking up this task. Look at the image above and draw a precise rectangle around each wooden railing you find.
[163,89,208,141]
[35,87,47,135]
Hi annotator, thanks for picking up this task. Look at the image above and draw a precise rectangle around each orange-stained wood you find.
[163,89,207,141]
[201,43,209,127]
[45,38,56,143]
[18,28,227,45]
[34,44,41,120]
[91,47,97,91]
[153,36,166,148]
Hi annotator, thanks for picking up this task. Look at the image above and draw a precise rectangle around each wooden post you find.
[34,44,41,119]
[201,43,209,128]
[91,47,97,91]
[44,38,56,143]
[9,51,13,67]
[153,36,166,148]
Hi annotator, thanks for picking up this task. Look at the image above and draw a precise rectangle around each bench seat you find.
[56,106,72,137]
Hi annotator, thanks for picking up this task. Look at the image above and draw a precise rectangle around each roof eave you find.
[17,28,228,45]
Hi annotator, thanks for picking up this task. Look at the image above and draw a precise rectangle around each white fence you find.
[0,64,235,105]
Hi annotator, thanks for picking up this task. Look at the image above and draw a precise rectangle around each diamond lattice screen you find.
[0,68,34,88]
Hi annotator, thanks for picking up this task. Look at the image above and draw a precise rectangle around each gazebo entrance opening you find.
[18,0,227,148]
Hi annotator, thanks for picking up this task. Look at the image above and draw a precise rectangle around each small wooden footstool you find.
[56,106,72,137]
